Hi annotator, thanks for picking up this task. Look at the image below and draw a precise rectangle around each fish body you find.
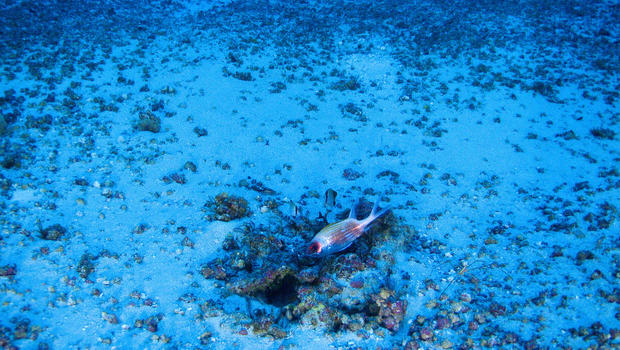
[306,195,389,257]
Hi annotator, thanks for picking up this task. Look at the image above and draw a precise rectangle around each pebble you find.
[460,293,472,303]
[419,327,433,341]
[101,312,118,324]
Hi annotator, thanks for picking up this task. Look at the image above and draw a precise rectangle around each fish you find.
[285,198,300,217]
[305,194,390,257]
[324,188,337,208]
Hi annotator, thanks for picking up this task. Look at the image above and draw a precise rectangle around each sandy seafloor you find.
[0,0,619,349]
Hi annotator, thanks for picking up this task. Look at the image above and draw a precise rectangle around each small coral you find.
[371,288,408,332]
[206,193,250,221]
[250,315,287,339]
[200,260,229,280]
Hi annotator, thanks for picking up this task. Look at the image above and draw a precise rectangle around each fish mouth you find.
[295,245,322,259]
[302,242,325,258]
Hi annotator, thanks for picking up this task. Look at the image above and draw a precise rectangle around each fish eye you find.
[308,242,321,254]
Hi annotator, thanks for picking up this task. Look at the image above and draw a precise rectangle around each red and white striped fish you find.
[306,195,390,256]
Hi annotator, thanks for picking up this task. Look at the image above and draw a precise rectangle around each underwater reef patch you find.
[200,197,415,337]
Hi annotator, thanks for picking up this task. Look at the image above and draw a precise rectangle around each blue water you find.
[0,0,618,348]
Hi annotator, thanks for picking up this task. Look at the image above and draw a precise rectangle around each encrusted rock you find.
[371,288,407,332]
[206,193,250,221]
[0,265,17,277]
[135,111,161,133]
[40,224,67,241]
[77,253,95,279]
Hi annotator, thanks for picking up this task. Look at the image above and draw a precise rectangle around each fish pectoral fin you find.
[340,229,361,245]
[335,240,354,253]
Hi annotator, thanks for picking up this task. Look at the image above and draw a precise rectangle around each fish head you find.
[307,241,322,255]
[305,240,325,257]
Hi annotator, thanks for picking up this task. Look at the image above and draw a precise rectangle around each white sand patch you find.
[344,51,397,85]
[10,189,40,202]
[194,221,237,257]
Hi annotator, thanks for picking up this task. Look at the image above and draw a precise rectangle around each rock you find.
[206,193,250,221]
[590,128,615,140]
[435,316,451,329]
[556,130,578,140]
[405,340,420,350]
[183,161,197,172]
[162,172,186,184]
[573,181,590,192]
[343,168,364,180]
[489,302,506,316]
[199,331,212,344]
[337,286,370,313]
[419,327,433,341]
[77,253,95,279]
[144,314,163,332]
[135,111,161,133]
[269,82,286,93]
[297,267,319,284]
[372,289,407,331]
[222,234,239,251]
[0,264,16,277]
[193,127,208,137]
[330,77,361,91]
[441,339,453,349]
[0,114,6,135]
[102,312,118,324]
[576,250,595,265]
[1,153,20,169]
[40,224,67,241]
[231,71,253,81]
[376,170,400,182]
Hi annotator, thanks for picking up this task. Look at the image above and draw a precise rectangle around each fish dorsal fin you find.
[348,199,359,219]
[370,194,380,217]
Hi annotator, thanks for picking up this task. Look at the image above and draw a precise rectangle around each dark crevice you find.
[264,273,298,307]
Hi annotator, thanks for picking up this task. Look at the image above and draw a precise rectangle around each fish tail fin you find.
[367,193,390,223]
